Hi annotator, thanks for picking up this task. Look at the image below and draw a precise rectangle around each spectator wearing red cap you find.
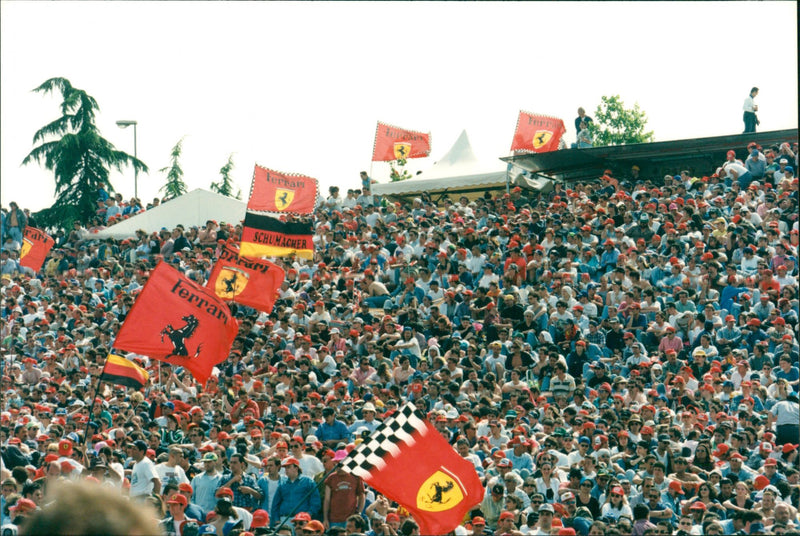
[230,389,260,421]
[270,457,321,526]
[721,452,757,483]
[160,492,189,535]
[600,485,631,522]
[172,482,205,523]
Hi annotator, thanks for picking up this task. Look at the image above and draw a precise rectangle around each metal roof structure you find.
[500,129,798,183]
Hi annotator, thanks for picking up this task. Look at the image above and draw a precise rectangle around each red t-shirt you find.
[324,471,365,523]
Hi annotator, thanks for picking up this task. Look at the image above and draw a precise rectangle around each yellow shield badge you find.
[20,238,33,260]
[275,189,295,211]
[416,470,465,512]
[393,142,411,160]
[214,267,249,298]
[532,130,553,149]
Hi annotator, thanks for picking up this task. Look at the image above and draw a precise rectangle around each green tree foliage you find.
[22,77,147,229]
[160,137,188,199]
[589,95,655,146]
[210,154,241,199]
[389,156,412,182]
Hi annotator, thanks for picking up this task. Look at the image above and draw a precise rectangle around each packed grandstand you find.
[1,137,799,536]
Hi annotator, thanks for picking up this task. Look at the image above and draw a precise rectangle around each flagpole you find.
[80,360,107,466]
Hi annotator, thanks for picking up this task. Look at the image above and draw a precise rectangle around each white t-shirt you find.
[155,462,189,487]
[130,456,159,497]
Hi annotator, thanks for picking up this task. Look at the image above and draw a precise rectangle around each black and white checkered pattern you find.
[340,402,426,479]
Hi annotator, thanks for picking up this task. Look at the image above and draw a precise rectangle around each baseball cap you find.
[669,481,684,494]
[167,494,188,507]
[281,456,300,467]
[215,487,234,499]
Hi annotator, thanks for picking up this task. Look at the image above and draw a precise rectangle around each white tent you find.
[92,189,246,239]
[372,130,550,201]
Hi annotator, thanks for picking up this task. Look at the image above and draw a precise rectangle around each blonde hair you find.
[20,481,160,535]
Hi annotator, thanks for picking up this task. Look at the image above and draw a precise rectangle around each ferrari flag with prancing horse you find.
[246,164,318,215]
[371,121,431,162]
[113,262,237,384]
[206,244,284,313]
[510,110,566,154]
[339,403,484,535]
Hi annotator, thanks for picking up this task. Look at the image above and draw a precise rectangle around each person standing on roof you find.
[743,87,759,133]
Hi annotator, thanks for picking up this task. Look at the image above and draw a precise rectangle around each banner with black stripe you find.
[240,212,313,260]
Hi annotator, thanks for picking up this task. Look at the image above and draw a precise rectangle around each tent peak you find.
[433,130,479,168]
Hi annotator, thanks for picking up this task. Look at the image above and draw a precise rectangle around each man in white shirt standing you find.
[130,439,161,500]
[743,86,759,133]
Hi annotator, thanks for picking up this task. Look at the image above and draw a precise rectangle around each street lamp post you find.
[116,120,138,199]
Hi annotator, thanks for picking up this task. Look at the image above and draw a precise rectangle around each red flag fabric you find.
[371,121,431,162]
[18,227,55,272]
[510,111,566,154]
[113,262,237,383]
[340,403,484,535]
[246,165,318,215]
[206,244,285,313]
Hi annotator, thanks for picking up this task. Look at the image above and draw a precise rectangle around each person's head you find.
[538,503,555,526]
[167,492,188,518]
[21,481,161,535]
[131,439,148,461]
[303,519,326,536]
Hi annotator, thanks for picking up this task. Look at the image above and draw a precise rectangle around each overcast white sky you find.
[2,1,797,213]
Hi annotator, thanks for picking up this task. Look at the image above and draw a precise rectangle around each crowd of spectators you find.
[1,138,799,536]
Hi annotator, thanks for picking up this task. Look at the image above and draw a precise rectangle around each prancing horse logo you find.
[416,469,465,512]
[275,188,295,211]
[214,267,249,298]
[160,314,202,357]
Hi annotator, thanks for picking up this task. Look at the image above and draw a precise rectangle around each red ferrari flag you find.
[340,403,483,535]
[206,244,284,313]
[246,165,318,215]
[510,111,566,154]
[371,121,431,162]
[18,227,55,272]
[113,262,237,384]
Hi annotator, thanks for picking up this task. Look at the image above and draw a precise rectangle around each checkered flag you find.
[340,402,426,479]
[337,402,484,536]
